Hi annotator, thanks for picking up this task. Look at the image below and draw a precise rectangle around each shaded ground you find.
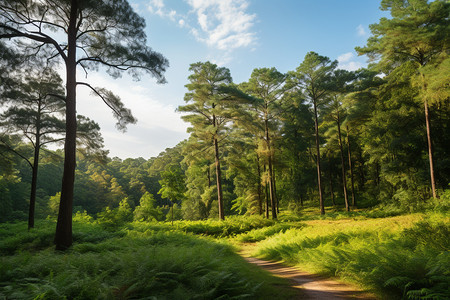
[239,244,378,300]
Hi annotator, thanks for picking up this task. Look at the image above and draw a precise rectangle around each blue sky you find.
[76,0,389,159]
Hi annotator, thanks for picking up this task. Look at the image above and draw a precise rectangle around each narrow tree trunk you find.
[213,136,224,220]
[424,99,437,199]
[272,162,279,214]
[375,161,380,187]
[265,118,277,219]
[328,156,335,207]
[28,122,40,230]
[54,0,77,250]
[256,154,263,215]
[207,166,211,187]
[337,112,349,211]
[346,125,356,208]
[313,99,325,214]
[28,98,42,230]
[264,164,269,219]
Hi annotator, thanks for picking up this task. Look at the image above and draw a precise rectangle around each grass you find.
[249,212,450,299]
[1,209,449,299]
[0,218,295,299]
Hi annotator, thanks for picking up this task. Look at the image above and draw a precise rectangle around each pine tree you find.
[0,0,168,249]
[178,62,234,220]
[288,52,337,214]
[356,0,449,198]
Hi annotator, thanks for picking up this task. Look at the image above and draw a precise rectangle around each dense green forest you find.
[0,0,449,299]
[1,0,448,224]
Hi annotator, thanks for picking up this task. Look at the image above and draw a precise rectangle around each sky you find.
[75,0,389,159]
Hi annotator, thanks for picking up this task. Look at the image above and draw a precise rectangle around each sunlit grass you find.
[0,217,294,299]
[251,212,449,299]
[1,211,448,299]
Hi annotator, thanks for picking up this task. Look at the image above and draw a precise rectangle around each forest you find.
[0,0,449,299]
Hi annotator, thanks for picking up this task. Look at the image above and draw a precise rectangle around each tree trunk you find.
[265,118,277,219]
[256,154,263,215]
[313,99,325,214]
[424,98,437,199]
[346,125,356,208]
[337,111,349,211]
[272,161,279,214]
[328,155,335,207]
[54,0,77,250]
[213,136,225,220]
[264,164,269,219]
[28,106,41,230]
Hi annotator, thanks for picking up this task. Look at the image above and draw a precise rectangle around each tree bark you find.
[213,136,224,220]
[424,98,437,199]
[265,118,277,219]
[328,155,335,207]
[207,166,211,187]
[54,0,77,250]
[256,154,263,215]
[313,99,325,214]
[264,164,269,219]
[28,100,41,230]
[346,125,356,208]
[337,111,349,211]
[272,161,279,214]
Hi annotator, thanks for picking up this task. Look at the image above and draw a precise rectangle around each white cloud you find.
[187,0,257,51]
[152,0,164,9]
[338,52,353,63]
[339,61,363,71]
[147,0,177,21]
[145,0,257,63]
[337,52,364,71]
[357,24,366,37]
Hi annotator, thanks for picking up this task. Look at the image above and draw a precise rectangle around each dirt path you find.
[239,244,378,299]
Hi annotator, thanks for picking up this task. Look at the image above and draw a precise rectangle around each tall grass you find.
[128,214,274,238]
[0,217,293,299]
[253,213,449,299]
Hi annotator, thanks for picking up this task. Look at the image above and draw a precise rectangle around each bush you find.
[134,192,164,221]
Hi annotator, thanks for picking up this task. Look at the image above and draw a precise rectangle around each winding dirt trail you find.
[239,244,378,299]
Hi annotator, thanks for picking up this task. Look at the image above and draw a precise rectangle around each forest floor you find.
[238,243,378,300]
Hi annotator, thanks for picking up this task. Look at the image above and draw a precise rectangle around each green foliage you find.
[0,220,292,299]
[166,203,183,221]
[48,192,60,217]
[236,223,307,243]
[96,198,134,229]
[173,215,274,238]
[127,215,274,238]
[253,213,449,299]
[133,192,164,222]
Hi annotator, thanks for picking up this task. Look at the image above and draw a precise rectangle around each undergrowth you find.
[0,217,292,299]
[253,213,450,299]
